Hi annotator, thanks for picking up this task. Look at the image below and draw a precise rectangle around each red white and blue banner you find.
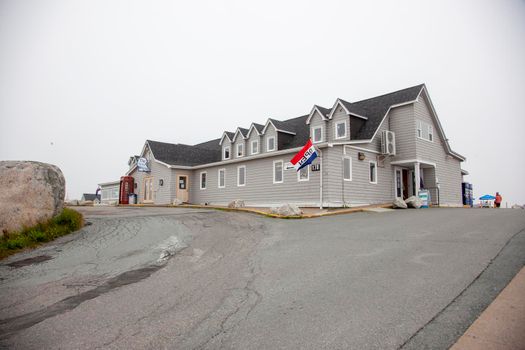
[290,139,318,171]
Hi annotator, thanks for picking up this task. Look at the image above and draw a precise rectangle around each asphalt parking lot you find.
[1,207,524,349]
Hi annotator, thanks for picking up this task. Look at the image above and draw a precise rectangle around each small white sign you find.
[137,157,150,172]
[285,162,295,170]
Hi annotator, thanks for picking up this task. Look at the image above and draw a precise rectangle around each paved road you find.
[1,207,524,349]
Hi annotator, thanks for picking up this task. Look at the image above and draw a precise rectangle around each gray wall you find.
[189,151,322,207]
[414,94,462,206]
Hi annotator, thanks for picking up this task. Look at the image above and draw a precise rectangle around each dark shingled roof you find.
[314,105,331,118]
[144,84,427,167]
[351,84,424,140]
[268,118,296,134]
[147,140,221,166]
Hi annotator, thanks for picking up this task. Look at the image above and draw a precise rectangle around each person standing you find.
[495,192,502,208]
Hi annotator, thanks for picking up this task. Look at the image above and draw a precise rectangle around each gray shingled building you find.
[126,84,466,207]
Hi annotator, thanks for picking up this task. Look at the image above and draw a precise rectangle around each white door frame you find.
[394,167,403,199]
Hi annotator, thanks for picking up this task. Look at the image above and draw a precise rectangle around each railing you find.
[424,187,440,206]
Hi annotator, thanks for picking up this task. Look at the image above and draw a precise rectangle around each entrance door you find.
[402,169,409,199]
[177,175,189,203]
[395,168,403,199]
[143,177,154,202]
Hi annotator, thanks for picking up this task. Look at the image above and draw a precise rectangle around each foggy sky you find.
[1,0,524,205]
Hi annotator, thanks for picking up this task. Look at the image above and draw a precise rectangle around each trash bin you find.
[418,190,429,208]
[128,193,137,205]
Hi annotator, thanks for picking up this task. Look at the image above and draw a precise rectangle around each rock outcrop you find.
[405,196,422,209]
[228,200,245,209]
[270,204,303,216]
[0,161,65,235]
[393,198,408,209]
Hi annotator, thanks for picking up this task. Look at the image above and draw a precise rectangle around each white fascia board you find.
[328,140,373,146]
[348,112,368,120]
[419,87,466,161]
[327,99,350,119]
[232,128,248,142]
[219,132,232,146]
[390,159,437,168]
[125,165,137,176]
[246,123,262,137]
[306,106,329,125]
[261,119,296,135]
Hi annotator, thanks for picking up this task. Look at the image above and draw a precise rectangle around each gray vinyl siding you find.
[263,124,278,153]
[129,148,175,205]
[329,107,350,142]
[309,111,327,143]
[389,104,417,161]
[232,138,246,159]
[324,146,394,206]
[222,141,232,161]
[189,152,321,206]
[247,132,261,156]
[414,95,462,206]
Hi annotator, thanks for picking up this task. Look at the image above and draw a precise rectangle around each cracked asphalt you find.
[1,206,524,349]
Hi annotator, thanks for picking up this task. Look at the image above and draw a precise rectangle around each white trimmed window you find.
[417,120,422,138]
[251,140,259,155]
[369,161,377,184]
[298,166,309,182]
[237,143,244,157]
[218,168,226,188]
[416,119,434,142]
[223,146,230,160]
[343,156,352,181]
[237,165,246,186]
[335,121,347,139]
[428,125,433,142]
[273,160,283,183]
[312,126,323,143]
[200,172,207,190]
[267,136,276,152]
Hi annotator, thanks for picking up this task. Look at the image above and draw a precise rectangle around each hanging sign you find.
[137,157,150,172]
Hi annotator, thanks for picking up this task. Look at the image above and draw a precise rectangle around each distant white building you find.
[98,180,120,205]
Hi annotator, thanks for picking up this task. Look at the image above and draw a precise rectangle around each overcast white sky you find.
[1,0,524,205]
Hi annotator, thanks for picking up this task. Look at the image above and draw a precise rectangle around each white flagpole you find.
[318,147,323,209]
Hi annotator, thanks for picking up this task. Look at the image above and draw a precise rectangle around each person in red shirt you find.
[495,192,502,208]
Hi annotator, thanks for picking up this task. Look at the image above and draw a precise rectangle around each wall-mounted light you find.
[358,152,366,161]
[159,179,164,186]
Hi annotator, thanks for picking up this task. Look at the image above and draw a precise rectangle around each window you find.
[237,165,246,186]
[223,146,230,160]
[343,156,352,181]
[369,161,377,184]
[298,165,309,181]
[267,136,276,151]
[237,143,244,157]
[200,172,207,190]
[335,121,347,139]
[416,119,434,142]
[312,126,323,143]
[218,168,226,188]
[273,160,283,183]
[251,140,259,155]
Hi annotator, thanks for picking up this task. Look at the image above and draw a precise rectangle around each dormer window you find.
[237,143,244,157]
[267,137,276,151]
[312,126,323,143]
[251,140,259,155]
[335,121,347,139]
[223,146,230,160]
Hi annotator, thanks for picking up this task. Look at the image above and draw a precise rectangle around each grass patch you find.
[0,208,83,260]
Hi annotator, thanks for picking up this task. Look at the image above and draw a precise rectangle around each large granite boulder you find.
[228,199,245,209]
[393,197,408,209]
[0,161,65,235]
[270,204,303,216]
[405,196,422,209]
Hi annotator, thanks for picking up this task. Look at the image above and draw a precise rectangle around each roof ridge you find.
[353,84,425,104]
